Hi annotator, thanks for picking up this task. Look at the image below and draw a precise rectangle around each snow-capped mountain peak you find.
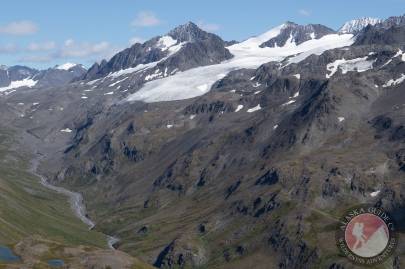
[259,22,336,48]
[338,17,382,34]
[56,63,78,71]
[237,24,286,49]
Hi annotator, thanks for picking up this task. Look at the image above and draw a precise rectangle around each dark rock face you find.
[354,14,405,45]
[83,38,166,80]
[255,169,279,185]
[395,149,405,172]
[184,100,234,115]
[121,141,144,162]
[268,220,319,269]
[153,241,176,268]
[260,22,335,48]
[377,14,405,29]
[354,24,405,45]
[225,179,241,199]
[371,115,393,132]
[168,22,216,43]
[34,65,87,88]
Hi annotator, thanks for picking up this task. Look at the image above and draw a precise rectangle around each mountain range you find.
[0,14,404,269]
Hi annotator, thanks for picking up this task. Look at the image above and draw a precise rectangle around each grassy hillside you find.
[0,128,106,248]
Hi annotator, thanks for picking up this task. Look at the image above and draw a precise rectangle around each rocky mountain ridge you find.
[0,63,86,94]
[0,14,404,269]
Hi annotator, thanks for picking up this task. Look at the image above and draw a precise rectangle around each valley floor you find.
[0,127,153,268]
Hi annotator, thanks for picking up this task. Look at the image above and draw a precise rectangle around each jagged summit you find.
[338,17,382,34]
[378,14,405,28]
[260,22,336,48]
[168,21,212,42]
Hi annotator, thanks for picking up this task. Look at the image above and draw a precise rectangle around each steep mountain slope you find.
[34,63,87,88]
[52,42,404,268]
[354,14,405,45]
[82,22,232,81]
[0,16,404,269]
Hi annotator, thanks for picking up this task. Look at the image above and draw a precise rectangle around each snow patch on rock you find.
[370,190,381,197]
[247,104,261,113]
[382,74,405,88]
[0,78,38,92]
[235,105,244,112]
[61,128,73,133]
[326,56,375,78]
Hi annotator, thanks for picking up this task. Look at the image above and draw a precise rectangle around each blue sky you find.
[0,0,403,69]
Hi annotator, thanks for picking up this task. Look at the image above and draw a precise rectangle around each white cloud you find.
[19,55,53,63]
[197,21,221,32]
[298,9,311,16]
[0,21,38,35]
[129,36,146,45]
[131,11,161,27]
[17,39,120,64]
[59,39,113,58]
[0,43,18,53]
[27,41,56,52]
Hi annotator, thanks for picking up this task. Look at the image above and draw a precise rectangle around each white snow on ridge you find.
[145,71,163,81]
[108,41,185,79]
[235,24,285,50]
[109,77,129,87]
[383,74,405,88]
[338,17,382,34]
[157,36,177,51]
[127,25,354,103]
[56,62,77,70]
[0,78,38,92]
[326,56,375,78]
[108,62,159,79]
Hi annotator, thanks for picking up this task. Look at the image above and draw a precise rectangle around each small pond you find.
[0,245,20,262]
[47,259,65,267]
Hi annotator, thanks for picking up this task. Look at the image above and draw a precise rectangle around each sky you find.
[0,0,403,69]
